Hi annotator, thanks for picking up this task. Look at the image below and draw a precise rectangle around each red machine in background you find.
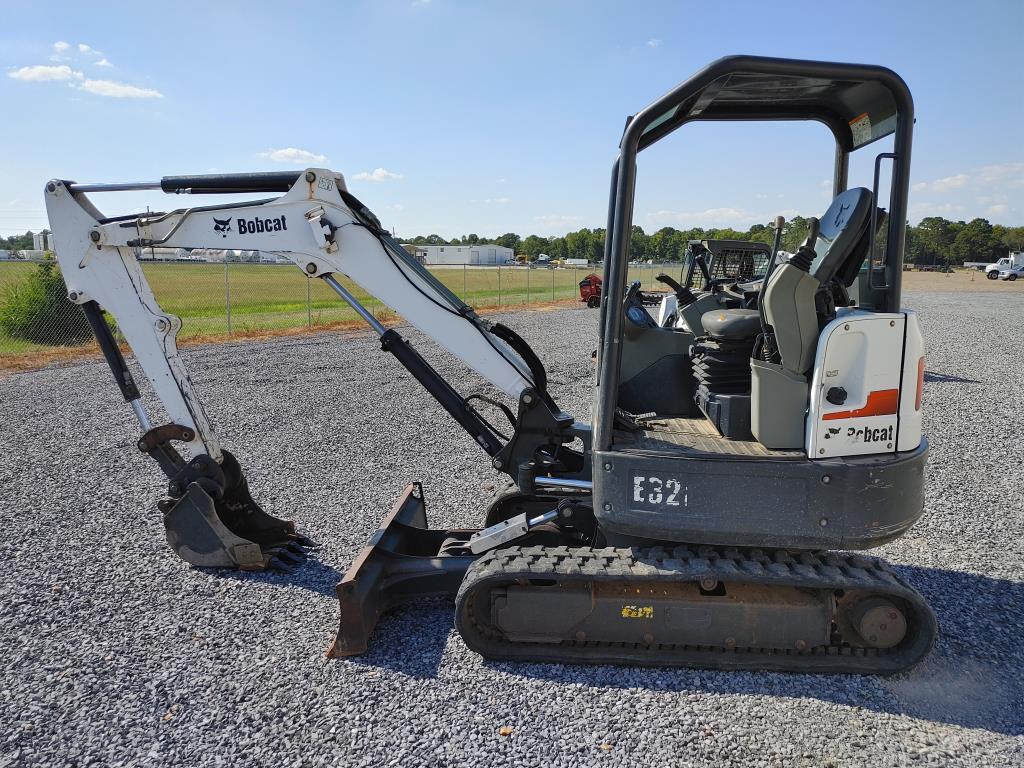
[579,272,667,309]
[578,273,603,307]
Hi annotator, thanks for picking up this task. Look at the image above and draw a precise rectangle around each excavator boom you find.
[44,169,576,571]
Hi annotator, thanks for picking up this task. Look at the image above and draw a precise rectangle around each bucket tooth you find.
[276,547,306,565]
[268,556,297,574]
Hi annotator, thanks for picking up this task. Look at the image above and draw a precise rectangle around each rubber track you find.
[455,544,937,674]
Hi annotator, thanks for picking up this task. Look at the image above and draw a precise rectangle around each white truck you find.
[986,252,1024,279]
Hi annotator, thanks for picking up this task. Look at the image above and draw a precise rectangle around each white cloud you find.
[95,58,113,67]
[8,64,83,81]
[976,162,1024,187]
[50,41,71,61]
[352,167,403,182]
[648,207,747,224]
[483,197,510,204]
[259,147,328,164]
[78,78,162,98]
[912,174,968,193]
[647,39,661,47]
[77,43,104,56]
[411,0,431,6]
[496,177,506,183]
[645,207,803,229]
[907,163,1023,221]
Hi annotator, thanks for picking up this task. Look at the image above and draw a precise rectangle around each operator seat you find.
[700,187,875,345]
[808,186,875,287]
[692,188,876,448]
[746,187,876,449]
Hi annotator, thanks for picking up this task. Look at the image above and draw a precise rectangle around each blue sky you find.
[2,0,1022,238]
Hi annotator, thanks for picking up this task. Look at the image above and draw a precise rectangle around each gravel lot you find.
[2,292,1022,767]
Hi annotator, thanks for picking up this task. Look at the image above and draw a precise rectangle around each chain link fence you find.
[0,259,674,369]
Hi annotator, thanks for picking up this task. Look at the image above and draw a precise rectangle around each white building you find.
[32,232,54,251]
[405,244,514,265]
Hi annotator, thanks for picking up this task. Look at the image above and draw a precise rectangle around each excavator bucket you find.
[159,452,316,572]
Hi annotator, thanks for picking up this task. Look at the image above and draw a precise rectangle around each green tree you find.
[545,236,567,260]
[950,218,997,263]
[781,216,809,252]
[494,232,521,251]
[0,259,95,344]
[0,230,38,251]
[629,225,649,261]
[913,217,957,265]
[521,235,548,259]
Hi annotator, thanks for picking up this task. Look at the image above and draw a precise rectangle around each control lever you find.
[656,273,697,306]
[757,216,786,357]
[622,280,642,308]
[790,217,821,272]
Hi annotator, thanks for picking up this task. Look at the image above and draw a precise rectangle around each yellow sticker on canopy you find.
[849,112,872,147]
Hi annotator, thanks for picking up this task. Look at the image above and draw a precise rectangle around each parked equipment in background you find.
[652,239,774,328]
[579,272,667,309]
[986,252,1024,279]
[45,55,935,674]
[579,273,603,307]
[997,263,1024,281]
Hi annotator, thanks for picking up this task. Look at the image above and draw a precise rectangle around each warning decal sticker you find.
[849,112,873,147]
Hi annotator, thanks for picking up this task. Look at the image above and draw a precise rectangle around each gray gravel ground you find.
[2,291,1023,767]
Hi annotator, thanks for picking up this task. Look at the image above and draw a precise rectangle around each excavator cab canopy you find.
[634,60,905,153]
[597,55,916,451]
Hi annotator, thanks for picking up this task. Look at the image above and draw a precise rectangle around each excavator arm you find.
[44,169,581,571]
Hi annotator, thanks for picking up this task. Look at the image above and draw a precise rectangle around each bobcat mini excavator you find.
[44,56,936,674]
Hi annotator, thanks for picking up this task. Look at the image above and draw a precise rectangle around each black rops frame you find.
[595,55,915,452]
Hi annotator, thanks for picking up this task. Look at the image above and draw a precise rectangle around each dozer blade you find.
[328,483,479,657]
[163,482,312,571]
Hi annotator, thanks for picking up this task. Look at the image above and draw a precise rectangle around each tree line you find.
[0,231,41,251]
[402,216,1024,265]
[6,216,1024,265]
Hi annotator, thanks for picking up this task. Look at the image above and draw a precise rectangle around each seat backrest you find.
[809,187,874,286]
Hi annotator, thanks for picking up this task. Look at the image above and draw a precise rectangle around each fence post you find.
[498,265,502,306]
[526,266,531,305]
[224,261,232,335]
[551,268,555,301]
[306,277,312,328]
[463,264,467,300]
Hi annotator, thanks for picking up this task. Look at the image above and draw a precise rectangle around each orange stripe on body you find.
[822,388,899,420]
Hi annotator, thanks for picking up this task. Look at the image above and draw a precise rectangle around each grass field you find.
[11,259,1000,368]
[2,261,660,363]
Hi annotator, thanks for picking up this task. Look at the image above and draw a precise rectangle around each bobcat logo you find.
[833,203,850,228]
[824,427,841,439]
[213,217,232,237]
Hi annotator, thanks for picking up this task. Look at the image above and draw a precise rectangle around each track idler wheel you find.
[847,597,908,649]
